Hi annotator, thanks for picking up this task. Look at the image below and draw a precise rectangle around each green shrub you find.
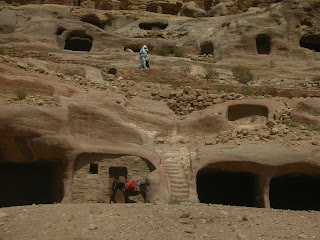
[14,89,28,100]
[283,119,300,128]
[305,124,319,131]
[168,198,181,205]
[181,66,191,76]
[151,46,186,57]
[232,66,254,84]
[242,215,248,221]
[203,65,219,80]
[171,82,180,90]
[243,87,254,96]
[173,47,186,57]
[0,47,4,55]
[151,46,171,56]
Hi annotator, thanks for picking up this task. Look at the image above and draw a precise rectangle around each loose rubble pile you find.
[0,93,61,107]
[152,86,243,115]
[132,30,188,39]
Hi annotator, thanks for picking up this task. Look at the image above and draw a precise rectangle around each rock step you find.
[170,188,189,193]
[170,179,188,184]
[171,193,189,199]
[165,170,184,174]
[167,174,186,178]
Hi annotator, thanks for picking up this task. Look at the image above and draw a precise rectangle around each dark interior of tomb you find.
[89,163,98,174]
[0,161,63,207]
[269,173,320,211]
[56,27,66,36]
[256,34,271,55]
[109,167,128,179]
[124,44,142,52]
[64,31,93,52]
[299,34,320,52]
[80,14,104,29]
[139,22,168,30]
[197,169,258,207]
[200,41,214,55]
[227,104,268,121]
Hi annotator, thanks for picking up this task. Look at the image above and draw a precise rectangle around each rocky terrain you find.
[0,0,320,239]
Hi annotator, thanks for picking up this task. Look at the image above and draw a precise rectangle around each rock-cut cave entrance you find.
[269,173,320,211]
[200,41,214,55]
[139,22,168,31]
[299,34,320,52]
[256,34,271,55]
[64,31,93,52]
[227,104,268,121]
[0,161,63,207]
[197,168,258,207]
[81,14,104,29]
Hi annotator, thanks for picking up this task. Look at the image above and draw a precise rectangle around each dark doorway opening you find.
[270,173,320,211]
[89,163,98,174]
[227,104,268,121]
[197,168,258,207]
[139,22,168,31]
[204,0,213,11]
[64,31,93,52]
[200,41,214,55]
[256,34,271,55]
[56,27,66,36]
[109,167,128,203]
[80,14,104,29]
[0,161,63,207]
[109,167,128,179]
[299,34,320,52]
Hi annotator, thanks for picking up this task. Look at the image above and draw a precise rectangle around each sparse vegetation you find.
[171,82,180,90]
[250,116,257,123]
[283,119,300,128]
[305,124,319,131]
[151,46,186,57]
[242,215,248,221]
[311,76,320,88]
[232,66,254,84]
[0,47,5,55]
[151,46,171,56]
[14,89,28,100]
[181,66,191,76]
[243,87,254,96]
[168,198,181,205]
[203,65,219,80]
[217,86,227,93]
[173,47,186,57]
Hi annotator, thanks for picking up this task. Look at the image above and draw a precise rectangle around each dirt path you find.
[0,203,319,240]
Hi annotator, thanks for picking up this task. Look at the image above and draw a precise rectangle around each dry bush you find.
[232,66,254,84]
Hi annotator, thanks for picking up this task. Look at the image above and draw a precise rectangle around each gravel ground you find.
[0,203,319,240]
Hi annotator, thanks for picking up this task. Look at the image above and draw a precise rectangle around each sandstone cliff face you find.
[0,0,320,209]
[1,0,289,15]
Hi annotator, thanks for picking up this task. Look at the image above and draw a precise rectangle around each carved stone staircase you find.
[156,145,190,201]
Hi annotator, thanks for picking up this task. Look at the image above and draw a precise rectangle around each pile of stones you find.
[152,86,243,115]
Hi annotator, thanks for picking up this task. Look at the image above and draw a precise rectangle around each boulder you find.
[180,1,207,18]
[0,8,16,34]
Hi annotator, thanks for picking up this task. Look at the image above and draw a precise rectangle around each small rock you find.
[270,127,279,135]
[180,211,191,218]
[311,141,319,146]
[0,211,7,218]
[89,224,98,230]
[237,233,247,240]
[299,233,308,239]
[90,208,103,215]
